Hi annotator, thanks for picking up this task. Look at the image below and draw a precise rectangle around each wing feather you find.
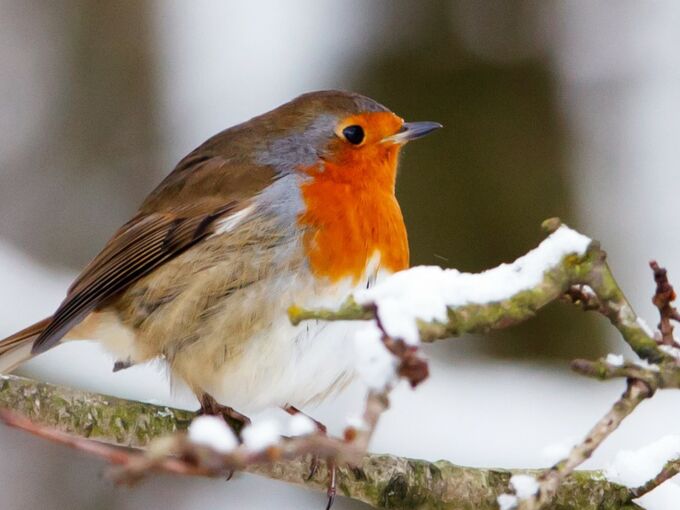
[32,203,242,354]
[31,149,276,355]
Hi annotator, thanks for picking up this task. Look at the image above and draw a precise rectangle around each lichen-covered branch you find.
[0,373,194,446]
[0,374,638,510]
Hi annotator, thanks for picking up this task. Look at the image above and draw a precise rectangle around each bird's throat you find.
[298,160,409,283]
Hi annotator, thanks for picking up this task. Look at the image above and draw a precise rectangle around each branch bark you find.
[0,374,639,510]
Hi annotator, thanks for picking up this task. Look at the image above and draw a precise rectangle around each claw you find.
[325,461,337,510]
[307,454,320,481]
[197,393,251,439]
[281,405,336,507]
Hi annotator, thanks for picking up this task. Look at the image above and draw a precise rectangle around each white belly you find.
[203,316,363,412]
[89,256,388,413]
[201,264,387,413]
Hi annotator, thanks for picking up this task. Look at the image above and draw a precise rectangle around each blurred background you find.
[2,1,680,508]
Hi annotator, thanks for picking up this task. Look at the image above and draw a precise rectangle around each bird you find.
[0,90,440,499]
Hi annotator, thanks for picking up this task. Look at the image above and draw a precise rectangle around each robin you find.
[0,90,440,498]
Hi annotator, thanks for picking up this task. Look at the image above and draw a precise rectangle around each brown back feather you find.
[31,155,276,354]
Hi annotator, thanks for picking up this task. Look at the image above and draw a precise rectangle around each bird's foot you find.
[283,405,336,508]
[198,393,251,438]
[325,461,337,510]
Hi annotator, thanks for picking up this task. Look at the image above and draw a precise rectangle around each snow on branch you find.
[290,218,669,363]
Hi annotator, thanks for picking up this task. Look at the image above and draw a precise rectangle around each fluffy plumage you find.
[0,90,439,412]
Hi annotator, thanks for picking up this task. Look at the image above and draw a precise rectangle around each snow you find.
[606,435,680,488]
[659,344,680,360]
[242,420,281,451]
[287,414,317,437]
[345,415,368,431]
[634,358,661,372]
[606,435,680,508]
[637,318,656,338]
[496,475,538,510]
[510,474,539,499]
[355,226,591,344]
[580,285,597,298]
[187,416,238,454]
[635,483,680,510]
[605,353,624,367]
[353,322,398,390]
[497,493,518,510]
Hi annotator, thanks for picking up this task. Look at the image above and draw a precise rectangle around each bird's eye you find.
[342,125,365,145]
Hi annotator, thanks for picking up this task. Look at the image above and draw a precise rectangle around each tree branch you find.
[518,379,653,510]
[290,219,669,364]
[631,456,680,499]
[0,374,638,509]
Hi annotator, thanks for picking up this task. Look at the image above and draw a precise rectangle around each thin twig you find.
[650,261,680,346]
[518,379,653,510]
[631,457,680,498]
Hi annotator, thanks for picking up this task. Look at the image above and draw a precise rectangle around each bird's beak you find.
[382,121,443,144]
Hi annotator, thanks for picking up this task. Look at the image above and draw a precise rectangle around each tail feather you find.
[0,317,51,373]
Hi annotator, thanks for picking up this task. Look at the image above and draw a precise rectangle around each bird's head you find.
[239,90,441,190]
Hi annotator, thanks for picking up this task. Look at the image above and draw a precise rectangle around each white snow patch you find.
[605,353,624,367]
[634,482,680,510]
[355,225,591,344]
[354,322,398,390]
[510,474,540,499]
[659,344,680,360]
[188,416,238,453]
[242,419,281,451]
[634,358,661,372]
[346,415,369,431]
[580,285,597,298]
[637,317,656,338]
[287,414,317,437]
[606,435,680,487]
[497,493,518,510]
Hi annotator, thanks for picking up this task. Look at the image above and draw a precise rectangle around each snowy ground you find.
[1,241,680,509]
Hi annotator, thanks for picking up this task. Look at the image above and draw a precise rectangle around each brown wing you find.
[32,154,276,354]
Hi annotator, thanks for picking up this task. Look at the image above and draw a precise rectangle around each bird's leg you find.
[283,405,335,508]
[198,393,251,438]
[283,404,327,434]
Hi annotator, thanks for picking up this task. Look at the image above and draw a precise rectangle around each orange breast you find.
[297,144,409,283]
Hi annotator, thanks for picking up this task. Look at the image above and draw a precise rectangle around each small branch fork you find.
[2,219,680,509]
[517,260,680,509]
[293,221,680,508]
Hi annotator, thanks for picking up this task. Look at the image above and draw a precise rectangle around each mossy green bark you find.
[0,374,193,447]
[0,374,639,509]
[260,456,640,510]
